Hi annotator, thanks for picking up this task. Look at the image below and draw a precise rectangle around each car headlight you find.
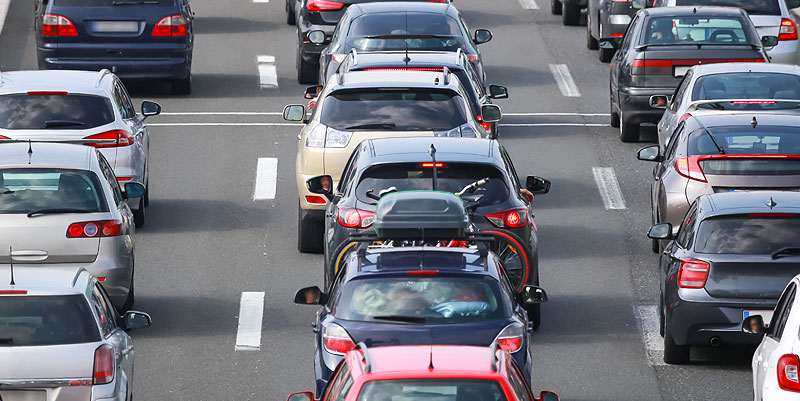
[325,128,352,148]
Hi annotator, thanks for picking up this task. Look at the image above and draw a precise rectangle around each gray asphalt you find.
[0,0,754,399]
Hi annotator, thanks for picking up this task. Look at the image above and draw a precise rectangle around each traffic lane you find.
[0,0,37,71]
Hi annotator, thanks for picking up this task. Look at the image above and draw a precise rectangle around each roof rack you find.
[455,48,463,64]
[94,69,112,88]
[490,342,499,372]
[357,342,372,373]
[350,48,358,67]
[442,66,450,85]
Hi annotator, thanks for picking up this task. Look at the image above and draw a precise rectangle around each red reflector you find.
[93,345,114,385]
[305,195,327,204]
[307,0,344,11]
[748,213,798,218]
[68,380,92,386]
[97,277,106,281]
[778,354,800,392]
[116,177,132,181]
[83,130,133,148]
[0,290,27,295]
[420,162,445,168]
[407,270,439,276]
[27,91,68,95]
[0,135,9,140]
[678,258,710,289]
[610,33,624,37]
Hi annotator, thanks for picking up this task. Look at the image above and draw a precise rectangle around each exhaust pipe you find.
[709,337,721,347]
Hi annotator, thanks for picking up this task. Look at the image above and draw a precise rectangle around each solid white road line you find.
[253,0,268,3]
[159,111,607,117]
[634,304,665,366]
[517,0,539,9]
[253,158,278,200]
[235,292,265,351]
[499,123,609,127]
[503,112,607,117]
[257,55,278,88]
[149,122,301,126]
[592,167,627,210]
[549,64,582,97]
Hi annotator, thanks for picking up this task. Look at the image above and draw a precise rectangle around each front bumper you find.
[619,86,674,125]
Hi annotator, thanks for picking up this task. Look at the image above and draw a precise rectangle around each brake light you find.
[305,195,327,204]
[337,207,375,229]
[610,33,624,37]
[485,207,528,228]
[748,213,798,218]
[476,115,491,131]
[732,100,775,104]
[675,156,706,183]
[0,290,27,295]
[67,220,123,238]
[678,113,692,124]
[363,68,444,72]
[42,14,77,37]
[494,322,524,353]
[408,270,439,276]
[27,91,68,95]
[307,0,344,11]
[322,323,355,355]
[419,162,446,168]
[83,130,134,148]
[93,345,115,385]
[678,258,709,289]
[152,15,187,37]
[780,19,798,41]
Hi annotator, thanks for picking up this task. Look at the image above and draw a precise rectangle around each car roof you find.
[345,345,509,377]
[700,191,800,217]
[688,112,800,128]
[0,267,92,296]
[0,142,96,170]
[644,6,746,17]
[335,70,462,90]
[351,1,454,14]
[0,70,112,95]
[363,138,497,164]
[348,51,465,70]
[691,62,800,76]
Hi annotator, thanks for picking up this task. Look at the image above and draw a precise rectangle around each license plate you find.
[744,310,774,327]
[673,66,691,77]
[0,391,46,401]
[93,21,139,33]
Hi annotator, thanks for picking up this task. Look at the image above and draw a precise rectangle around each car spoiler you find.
[686,99,800,112]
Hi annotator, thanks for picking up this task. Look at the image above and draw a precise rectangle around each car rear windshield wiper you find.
[702,128,725,155]
[112,0,158,5]
[372,315,426,324]
[345,123,396,130]
[44,120,86,128]
[27,208,92,217]
[772,247,800,260]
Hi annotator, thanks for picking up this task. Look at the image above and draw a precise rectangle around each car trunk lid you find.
[634,45,765,88]
[0,214,105,264]
[0,343,97,380]
[704,254,800,299]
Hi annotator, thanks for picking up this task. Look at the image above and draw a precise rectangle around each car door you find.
[755,283,797,397]
[612,14,639,106]
[116,80,147,183]
[659,71,692,147]
[91,282,134,396]
[652,123,683,224]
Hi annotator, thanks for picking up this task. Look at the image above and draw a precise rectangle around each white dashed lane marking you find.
[517,0,539,9]
[235,292,265,351]
[253,158,278,200]
[549,64,581,97]
[634,304,665,366]
[592,167,627,210]
[257,55,278,88]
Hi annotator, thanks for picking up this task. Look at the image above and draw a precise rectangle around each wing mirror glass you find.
[140,100,161,118]
[742,314,768,335]
[488,85,508,99]
[474,29,492,44]
[123,182,145,199]
[283,104,306,122]
[305,85,322,99]
[647,223,673,240]
[649,95,669,109]
[287,391,315,401]
[761,35,779,48]
[539,391,560,401]
[307,30,325,44]
[526,176,551,195]
[306,175,333,200]
[481,104,502,123]
[637,145,662,162]
[521,285,548,306]
[122,311,152,330]
[294,286,325,305]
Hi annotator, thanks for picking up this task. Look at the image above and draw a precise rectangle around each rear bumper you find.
[619,86,674,125]
[601,14,630,39]
[38,45,191,79]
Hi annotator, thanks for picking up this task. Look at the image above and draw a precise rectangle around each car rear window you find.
[346,13,466,52]
[0,295,100,346]
[0,169,108,214]
[357,379,507,401]
[320,89,468,131]
[688,127,800,175]
[334,276,510,323]
[54,0,174,6]
[355,163,509,205]
[645,16,749,45]
[674,0,780,15]
[695,215,800,254]
[692,73,800,102]
[0,94,115,130]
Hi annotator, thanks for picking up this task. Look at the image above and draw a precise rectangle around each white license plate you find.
[0,391,46,401]
[744,310,774,327]
[673,66,691,77]
[93,21,139,33]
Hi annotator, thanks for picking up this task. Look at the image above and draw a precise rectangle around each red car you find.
[286,344,559,401]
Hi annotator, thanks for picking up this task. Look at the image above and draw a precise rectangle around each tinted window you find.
[674,0,780,15]
[333,276,509,323]
[0,94,115,130]
[355,163,509,205]
[645,16,749,44]
[321,89,468,131]
[695,215,800,254]
[0,295,100,346]
[346,13,465,52]
[692,73,800,101]
[0,169,108,214]
[688,127,800,174]
[54,0,174,5]
[356,379,507,401]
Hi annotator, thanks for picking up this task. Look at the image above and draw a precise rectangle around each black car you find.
[648,191,800,364]
[35,0,194,94]
[602,6,773,142]
[587,0,642,62]
[303,1,491,84]
[334,50,508,137]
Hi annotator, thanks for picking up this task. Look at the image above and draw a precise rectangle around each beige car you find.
[284,69,498,253]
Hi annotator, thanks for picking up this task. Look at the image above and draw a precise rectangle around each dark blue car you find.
[294,246,543,396]
[35,0,194,94]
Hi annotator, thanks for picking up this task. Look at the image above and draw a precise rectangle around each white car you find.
[747,273,800,400]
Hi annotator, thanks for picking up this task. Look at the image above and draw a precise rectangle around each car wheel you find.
[298,205,324,253]
[619,114,640,142]
[663,322,690,364]
[122,271,135,312]
[143,186,150,208]
[172,73,192,95]
[562,2,580,25]
[586,15,598,49]
[297,49,319,84]
[551,0,562,15]
[133,196,145,228]
[286,2,296,25]
[599,47,614,63]
[659,297,665,337]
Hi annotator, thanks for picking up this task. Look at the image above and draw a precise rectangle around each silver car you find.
[0,69,161,227]
[0,142,144,309]
[0,267,151,401]
[654,63,800,148]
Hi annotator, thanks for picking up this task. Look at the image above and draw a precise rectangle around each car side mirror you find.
[306,175,334,200]
[742,314,768,335]
[283,104,306,122]
[474,29,492,44]
[647,223,673,240]
[649,95,669,109]
[481,104,502,123]
[287,391,316,401]
[788,0,800,9]
[140,100,161,119]
[637,145,662,162]
[761,35,779,48]
[122,311,152,330]
[294,286,326,305]
[521,285,548,306]
[123,182,145,200]
[598,38,619,50]
[631,0,645,8]
[307,30,325,45]
[538,391,560,401]
[305,85,322,99]
[488,85,508,99]
[525,176,551,195]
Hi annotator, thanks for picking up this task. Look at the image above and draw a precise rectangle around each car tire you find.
[610,102,620,128]
[298,205,324,254]
[143,186,150,208]
[599,47,614,63]
[133,196,145,228]
[121,271,135,312]
[297,50,319,84]
[659,297,665,337]
[286,3,296,25]
[551,0,562,15]
[586,15,598,49]
[663,322,690,364]
[562,2,580,26]
[172,74,192,95]
[619,114,640,142]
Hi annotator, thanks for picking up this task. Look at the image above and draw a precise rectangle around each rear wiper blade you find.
[772,247,800,260]
[345,123,396,130]
[372,315,426,324]
[27,208,92,217]
[44,120,86,128]
[112,0,158,5]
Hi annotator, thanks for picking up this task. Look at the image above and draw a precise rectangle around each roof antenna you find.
[9,246,15,286]
[403,12,410,65]
[766,196,777,209]
[751,116,758,128]
[692,7,697,13]
[27,140,32,164]
[429,144,438,191]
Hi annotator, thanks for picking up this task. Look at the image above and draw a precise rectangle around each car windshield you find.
[645,16,749,45]
[320,89,468,131]
[687,127,800,175]
[0,169,107,214]
[355,163,509,205]
[0,94,115,130]
[357,379,507,401]
[695,215,800,254]
[692,73,800,103]
[675,0,780,15]
[0,295,101,346]
[333,276,509,323]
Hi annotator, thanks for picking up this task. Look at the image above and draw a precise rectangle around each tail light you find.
[337,207,375,229]
[93,345,115,385]
[493,322,524,353]
[322,323,355,355]
[485,207,528,228]
[67,220,123,238]
[675,156,707,183]
[42,14,78,37]
[419,162,446,168]
[83,130,134,148]
[0,135,9,140]
[476,115,491,131]
[307,0,344,12]
[779,354,800,392]
[780,18,798,41]
[152,15,188,37]
[678,113,692,125]
[305,195,327,204]
[677,258,709,288]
